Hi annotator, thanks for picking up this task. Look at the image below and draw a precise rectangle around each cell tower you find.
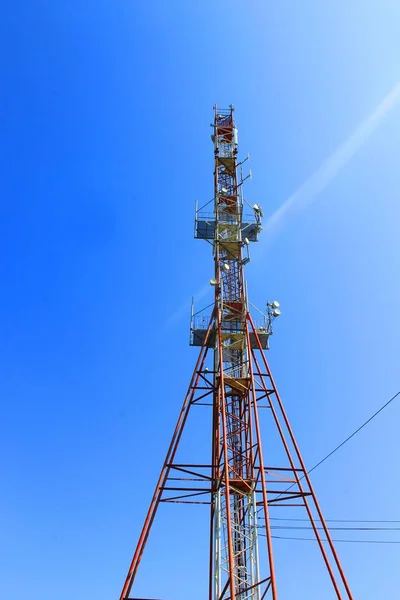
[119,106,353,600]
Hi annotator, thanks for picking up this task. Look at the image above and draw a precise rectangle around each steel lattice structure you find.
[119,106,354,600]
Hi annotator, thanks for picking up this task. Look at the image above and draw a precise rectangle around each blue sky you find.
[0,1,400,598]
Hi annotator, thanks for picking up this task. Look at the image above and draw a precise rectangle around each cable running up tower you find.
[119,106,354,600]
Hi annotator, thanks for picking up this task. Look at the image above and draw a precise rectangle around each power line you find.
[270,534,400,545]
[271,389,400,501]
[269,525,400,531]
[269,517,400,524]
[306,390,400,477]
[258,388,400,551]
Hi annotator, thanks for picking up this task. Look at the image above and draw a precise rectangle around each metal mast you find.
[210,105,267,600]
[119,106,354,600]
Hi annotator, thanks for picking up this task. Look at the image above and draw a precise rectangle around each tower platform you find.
[194,210,261,242]
[190,317,270,349]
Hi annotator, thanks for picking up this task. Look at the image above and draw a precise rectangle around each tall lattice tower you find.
[119,106,353,600]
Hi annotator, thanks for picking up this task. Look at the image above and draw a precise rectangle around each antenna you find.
[118,107,354,600]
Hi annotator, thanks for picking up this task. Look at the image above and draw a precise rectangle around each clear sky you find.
[0,1,400,599]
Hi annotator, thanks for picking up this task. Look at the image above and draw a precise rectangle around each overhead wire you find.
[269,517,400,523]
[272,390,400,499]
[269,525,400,531]
[303,390,400,477]
[256,390,400,545]
[269,535,400,545]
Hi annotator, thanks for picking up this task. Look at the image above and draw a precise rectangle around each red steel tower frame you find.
[119,106,354,600]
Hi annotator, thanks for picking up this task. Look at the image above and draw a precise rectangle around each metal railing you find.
[196,210,257,224]
[191,315,269,332]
